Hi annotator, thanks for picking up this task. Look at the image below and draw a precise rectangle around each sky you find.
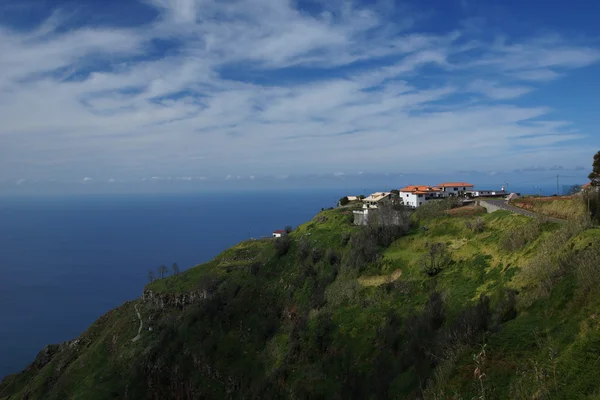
[0,0,599,194]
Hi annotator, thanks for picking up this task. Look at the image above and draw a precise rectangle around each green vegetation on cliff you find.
[2,202,600,399]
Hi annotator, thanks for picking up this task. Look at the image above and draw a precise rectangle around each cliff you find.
[2,204,600,399]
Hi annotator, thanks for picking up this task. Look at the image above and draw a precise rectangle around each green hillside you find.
[2,205,600,399]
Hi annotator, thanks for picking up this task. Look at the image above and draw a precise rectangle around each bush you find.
[493,288,517,325]
[500,222,541,252]
[274,235,291,258]
[338,196,349,206]
[326,248,339,266]
[465,217,485,233]
[414,197,461,220]
[311,247,324,264]
[297,238,310,260]
[422,242,452,276]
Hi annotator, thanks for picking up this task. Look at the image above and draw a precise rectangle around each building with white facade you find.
[362,192,392,209]
[398,186,445,208]
[272,230,285,238]
[437,182,474,196]
[467,188,506,197]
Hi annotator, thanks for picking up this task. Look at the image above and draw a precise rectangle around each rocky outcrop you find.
[142,289,211,310]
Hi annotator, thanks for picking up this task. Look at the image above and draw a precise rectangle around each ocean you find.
[0,190,349,379]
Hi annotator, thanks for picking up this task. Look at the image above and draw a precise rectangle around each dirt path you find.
[131,304,143,343]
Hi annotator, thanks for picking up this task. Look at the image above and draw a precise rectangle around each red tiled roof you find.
[273,230,285,234]
[399,185,442,193]
[437,182,474,187]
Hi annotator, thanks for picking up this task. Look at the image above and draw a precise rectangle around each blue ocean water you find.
[0,190,347,379]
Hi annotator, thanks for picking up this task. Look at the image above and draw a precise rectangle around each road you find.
[484,200,566,223]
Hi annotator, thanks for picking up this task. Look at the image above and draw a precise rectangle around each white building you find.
[468,188,506,197]
[399,186,445,208]
[272,230,285,238]
[437,182,474,196]
[362,192,392,209]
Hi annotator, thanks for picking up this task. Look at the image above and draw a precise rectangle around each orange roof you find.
[437,182,474,187]
[399,185,442,193]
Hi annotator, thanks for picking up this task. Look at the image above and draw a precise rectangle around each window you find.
[454,187,458,191]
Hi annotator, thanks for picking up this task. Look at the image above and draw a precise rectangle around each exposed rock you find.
[142,288,211,310]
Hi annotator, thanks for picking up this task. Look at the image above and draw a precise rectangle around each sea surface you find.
[0,190,349,379]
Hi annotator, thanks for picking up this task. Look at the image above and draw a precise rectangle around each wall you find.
[353,210,369,225]
[477,200,505,213]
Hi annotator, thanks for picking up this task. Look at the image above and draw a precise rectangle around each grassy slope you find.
[2,208,600,399]
[511,195,586,220]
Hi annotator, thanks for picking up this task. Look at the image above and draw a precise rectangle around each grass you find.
[511,195,586,220]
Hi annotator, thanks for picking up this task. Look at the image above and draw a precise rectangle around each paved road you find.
[484,200,566,223]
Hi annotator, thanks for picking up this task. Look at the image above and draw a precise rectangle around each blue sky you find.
[0,0,598,193]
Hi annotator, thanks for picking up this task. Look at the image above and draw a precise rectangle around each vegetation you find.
[2,198,600,399]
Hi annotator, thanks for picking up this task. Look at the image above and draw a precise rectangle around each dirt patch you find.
[446,205,486,216]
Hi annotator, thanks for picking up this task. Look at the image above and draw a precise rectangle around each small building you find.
[437,182,475,196]
[272,230,285,238]
[346,196,359,202]
[362,192,392,209]
[468,188,506,197]
[399,185,445,208]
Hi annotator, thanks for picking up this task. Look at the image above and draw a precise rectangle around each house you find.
[362,192,392,209]
[437,182,475,196]
[346,196,359,202]
[399,185,445,208]
[272,230,285,238]
[468,187,506,197]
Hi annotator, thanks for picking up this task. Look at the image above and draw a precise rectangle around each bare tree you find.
[422,242,452,276]
[148,270,155,283]
[172,262,180,276]
[158,264,168,279]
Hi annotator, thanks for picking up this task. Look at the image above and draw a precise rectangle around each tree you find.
[172,262,180,276]
[148,270,155,283]
[566,184,582,195]
[339,196,349,206]
[422,242,452,276]
[285,225,293,234]
[589,150,600,186]
[158,264,168,279]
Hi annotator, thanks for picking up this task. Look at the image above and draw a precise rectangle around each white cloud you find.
[83,177,92,182]
[468,80,532,100]
[0,1,598,183]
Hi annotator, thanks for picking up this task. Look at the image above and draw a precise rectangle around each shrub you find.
[311,247,324,264]
[297,238,310,260]
[274,235,291,258]
[500,222,541,252]
[575,242,600,297]
[445,294,491,345]
[341,232,351,246]
[338,196,349,206]
[422,242,452,277]
[325,248,339,266]
[465,217,485,233]
[493,288,518,325]
[285,225,293,234]
[414,197,461,220]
